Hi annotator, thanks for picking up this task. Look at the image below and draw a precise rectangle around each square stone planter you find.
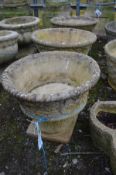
[90,101,116,175]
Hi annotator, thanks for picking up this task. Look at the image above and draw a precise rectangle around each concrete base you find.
[27,119,76,143]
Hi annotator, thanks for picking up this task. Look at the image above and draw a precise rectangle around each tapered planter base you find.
[27,116,77,143]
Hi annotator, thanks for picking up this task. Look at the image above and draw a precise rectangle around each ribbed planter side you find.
[51,16,98,32]
[3,0,27,7]
[90,101,116,175]
[0,30,18,64]
[32,28,97,54]
[104,39,116,90]
[0,16,40,44]
[105,21,116,41]
[2,51,100,143]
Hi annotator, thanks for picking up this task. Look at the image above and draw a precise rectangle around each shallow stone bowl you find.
[0,16,40,44]
[104,39,116,90]
[32,28,97,54]
[51,16,98,31]
[0,30,18,64]
[105,21,116,41]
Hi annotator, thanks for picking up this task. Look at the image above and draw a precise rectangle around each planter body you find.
[0,16,40,44]
[2,51,100,143]
[3,0,27,7]
[104,39,116,90]
[105,21,116,41]
[90,101,116,175]
[0,30,18,64]
[51,16,98,32]
[32,28,97,54]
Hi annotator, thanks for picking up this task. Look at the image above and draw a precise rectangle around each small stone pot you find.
[2,51,100,143]
[0,16,40,44]
[0,30,18,64]
[90,101,116,175]
[51,16,98,31]
[104,39,116,90]
[32,28,97,54]
[105,21,116,41]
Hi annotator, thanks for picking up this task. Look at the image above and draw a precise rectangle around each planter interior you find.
[90,101,116,175]
[2,51,100,143]
[104,39,116,90]
[32,28,97,54]
[51,16,98,31]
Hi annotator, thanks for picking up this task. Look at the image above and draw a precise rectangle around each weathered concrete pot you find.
[51,16,98,31]
[90,101,116,175]
[0,16,40,44]
[2,51,100,143]
[0,30,18,64]
[105,21,116,41]
[104,39,116,90]
[32,28,97,54]
[3,0,27,7]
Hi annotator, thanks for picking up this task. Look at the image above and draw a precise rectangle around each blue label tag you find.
[95,9,102,17]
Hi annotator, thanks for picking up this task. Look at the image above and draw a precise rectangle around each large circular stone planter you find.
[104,39,116,90]
[0,30,18,64]
[32,28,97,54]
[90,101,116,175]
[105,21,116,41]
[50,16,98,31]
[0,16,40,44]
[2,51,100,143]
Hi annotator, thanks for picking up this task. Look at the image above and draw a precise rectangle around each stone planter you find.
[32,28,97,54]
[51,16,98,31]
[105,21,116,41]
[90,101,116,175]
[3,0,27,7]
[0,30,18,64]
[2,51,100,143]
[104,39,116,90]
[0,16,40,44]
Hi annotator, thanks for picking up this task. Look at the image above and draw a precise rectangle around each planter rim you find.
[90,101,116,135]
[0,30,18,41]
[104,39,116,61]
[51,16,98,27]
[2,51,100,103]
[0,16,40,29]
[105,21,116,35]
[32,28,97,48]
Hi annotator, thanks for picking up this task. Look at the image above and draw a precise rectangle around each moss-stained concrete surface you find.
[0,7,116,175]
